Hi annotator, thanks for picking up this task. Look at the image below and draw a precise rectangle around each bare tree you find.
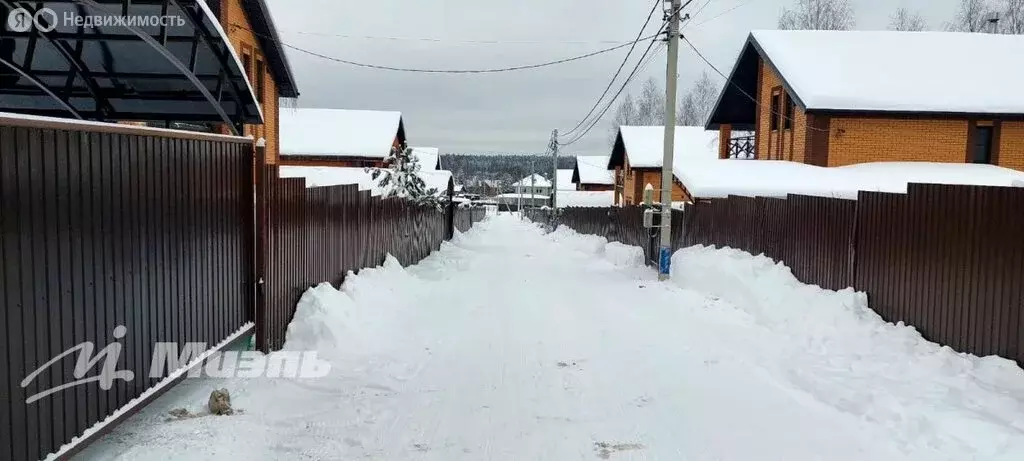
[1002,0,1024,33]
[888,8,928,31]
[635,77,666,126]
[678,71,720,127]
[778,0,855,30]
[946,0,996,32]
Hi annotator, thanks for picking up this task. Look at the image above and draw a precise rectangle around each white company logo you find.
[6,7,185,33]
[20,326,330,404]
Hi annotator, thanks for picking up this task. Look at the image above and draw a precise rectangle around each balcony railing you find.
[728,134,756,159]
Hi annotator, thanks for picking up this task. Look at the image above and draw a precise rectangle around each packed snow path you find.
[79,214,1024,460]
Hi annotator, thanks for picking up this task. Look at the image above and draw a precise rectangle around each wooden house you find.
[706,30,1024,171]
[608,126,719,205]
[572,156,614,191]
[278,108,406,168]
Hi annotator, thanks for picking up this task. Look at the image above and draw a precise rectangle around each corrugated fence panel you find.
[1,123,253,461]
[257,166,467,352]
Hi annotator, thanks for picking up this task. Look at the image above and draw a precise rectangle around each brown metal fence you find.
[0,118,254,461]
[453,206,487,233]
[254,163,475,352]
[549,184,1024,365]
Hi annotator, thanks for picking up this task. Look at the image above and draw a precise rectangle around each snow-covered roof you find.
[412,147,441,170]
[557,191,615,208]
[279,108,403,159]
[279,166,451,197]
[750,30,1024,114]
[513,174,552,188]
[556,170,576,190]
[613,126,719,169]
[675,160,1024,200]
[574,155,614,185]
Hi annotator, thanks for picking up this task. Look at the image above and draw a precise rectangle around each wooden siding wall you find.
[547,183,1024,366]
[0,123,254,461]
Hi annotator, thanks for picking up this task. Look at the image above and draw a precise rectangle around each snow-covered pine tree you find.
[369,142,445,210]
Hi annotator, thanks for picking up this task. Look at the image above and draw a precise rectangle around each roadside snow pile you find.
[672,245,1024,459]
[548,225,607,255]
[284,282,358,353]
[545,225,646,268]
[603,242,646,268]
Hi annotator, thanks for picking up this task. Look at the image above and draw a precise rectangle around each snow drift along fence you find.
[551,184,1024,366]
[1,118,255,461]
[255,164,472,352]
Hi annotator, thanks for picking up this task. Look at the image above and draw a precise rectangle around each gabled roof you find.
[412,147,441,170]
[708,30,1024,129]
[557,170,576,190]
[234,0,300,98]
[513,174,552,188]
[280,108,405,159]
[609,126,719,170]
[573,156,614,185]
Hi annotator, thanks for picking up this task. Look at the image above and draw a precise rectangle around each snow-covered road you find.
[78,214,1024,460]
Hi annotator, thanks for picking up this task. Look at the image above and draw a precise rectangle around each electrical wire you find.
[280,30,636,46]
[560,41,665,147]
[688,0,756,29]
[560,0,663,138]
[232,22,659,74]
[560,1,695,146]
[681,35,829,132]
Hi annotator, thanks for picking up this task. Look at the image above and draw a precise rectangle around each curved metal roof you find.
[0,0,262,133]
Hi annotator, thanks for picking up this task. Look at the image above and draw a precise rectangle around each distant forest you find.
[441,154,577,191]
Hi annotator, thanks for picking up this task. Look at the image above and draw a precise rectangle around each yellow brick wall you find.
[621,170,688,204]
[756,60,807,161]
[826,118,968,167]
[221,0,281,164]
[999,121,1024,171]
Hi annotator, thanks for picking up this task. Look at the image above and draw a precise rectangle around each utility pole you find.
[530,158,536,215]
[550,129,559,211]
[658,0,682,281]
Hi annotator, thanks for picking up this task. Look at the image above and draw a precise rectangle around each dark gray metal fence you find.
[1,116,254,461]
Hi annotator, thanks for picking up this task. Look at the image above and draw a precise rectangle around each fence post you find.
[253,139,269,353]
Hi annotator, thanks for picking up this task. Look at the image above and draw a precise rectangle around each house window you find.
[784,95,794,130]
[971,125,995,164]
[770,90,781,131]
[255,58,265,104]
[242,51,252,81]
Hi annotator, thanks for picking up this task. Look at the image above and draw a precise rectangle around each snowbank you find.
[574,155,614,186]
[557,190,614,208]
[546,225,645,268]
[617,126,719,168]
[751,30,1024,114]
[675,160,1024,200]
[279,108,402,159]
[672,245,1024,458]
[285,283,359,353]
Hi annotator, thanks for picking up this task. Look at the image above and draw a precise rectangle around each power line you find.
[688,0,756,29]
[688,0,716,23]
[680,35,829,132]
[559,1,693,146]
[560,0,663,138]
[281,30,636,46]
[234,23,659,74]
[560,41,665,147]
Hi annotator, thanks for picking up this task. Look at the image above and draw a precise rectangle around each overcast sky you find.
[265,0,961,156]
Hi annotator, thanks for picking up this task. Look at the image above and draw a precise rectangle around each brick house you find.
[572,156,615,191]
[608,126,719,205]
[278,108,406,168]
[706,30,1024,171]
[211,0,300,163]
